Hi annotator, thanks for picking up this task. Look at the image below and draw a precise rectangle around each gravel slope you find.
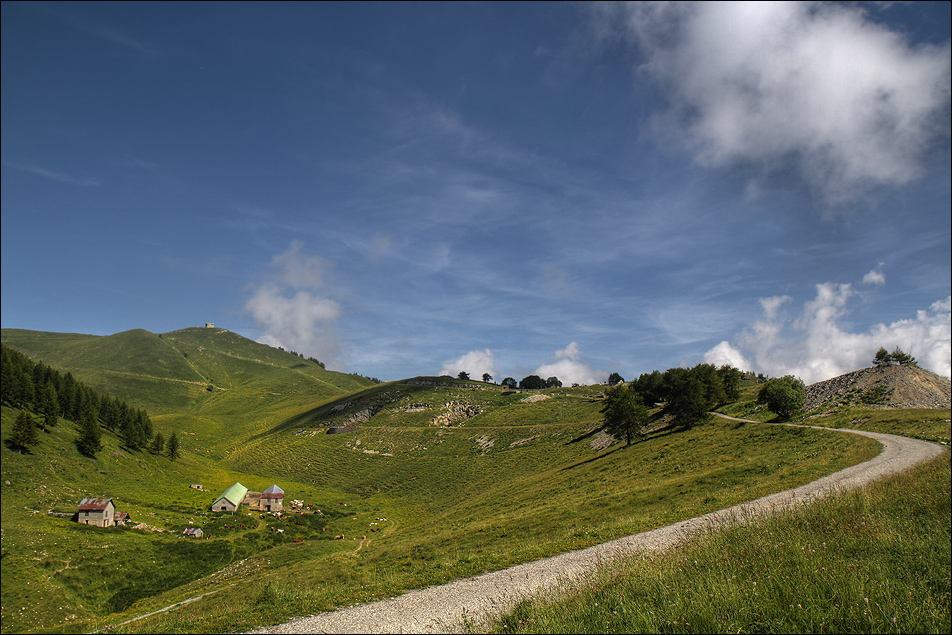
[253,422,946,634]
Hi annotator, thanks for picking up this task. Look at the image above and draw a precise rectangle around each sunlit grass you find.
[485,451,951,634]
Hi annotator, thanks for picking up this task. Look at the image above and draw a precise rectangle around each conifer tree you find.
[8,410,40,452]
[122,416,144,451]
[76,406,102,457]
[40,382,59,430]
[165,431,180,460]
[150,432,165,455]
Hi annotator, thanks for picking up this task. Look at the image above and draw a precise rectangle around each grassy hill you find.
[1,331,948,634]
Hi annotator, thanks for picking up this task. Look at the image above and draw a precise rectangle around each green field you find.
[1,328,947,634]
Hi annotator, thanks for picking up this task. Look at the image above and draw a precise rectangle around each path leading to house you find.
[251,422,945,634]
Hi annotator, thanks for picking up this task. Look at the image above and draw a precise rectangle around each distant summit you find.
[805,365,951,412]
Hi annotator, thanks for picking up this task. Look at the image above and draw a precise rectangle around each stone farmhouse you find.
[77,497,120,527]
[260,484,285,511]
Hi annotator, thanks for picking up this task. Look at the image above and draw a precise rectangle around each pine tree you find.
[122,416,145,451]
[76,406,102,457]
[8,410,40,452]
[165,431,180,460]
[40,382,59,430]
[150,432,165,455]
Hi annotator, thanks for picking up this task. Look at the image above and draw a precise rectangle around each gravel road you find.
[253,422,945,634]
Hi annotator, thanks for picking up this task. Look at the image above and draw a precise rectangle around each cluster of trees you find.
[601,363,749,443]
[454,372,563,389]
[2,344,179,459]
[601,363,804,445]
[873,346,917,368]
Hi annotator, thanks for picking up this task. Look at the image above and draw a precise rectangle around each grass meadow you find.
[485,450,950,634]
[2,328,947,634]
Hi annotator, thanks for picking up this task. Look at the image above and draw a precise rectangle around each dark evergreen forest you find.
[1,343,154,455]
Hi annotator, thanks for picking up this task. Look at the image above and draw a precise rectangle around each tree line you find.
[601,364,804,446]
[454,371,564,389]
[2,343,179,459]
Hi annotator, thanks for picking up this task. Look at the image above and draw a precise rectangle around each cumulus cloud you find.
[595,1,951,208]
[534,342,609,386]
[704,281,951,383]
[862,267,886,285]
[440,349,497,380]
[245,241,344,369]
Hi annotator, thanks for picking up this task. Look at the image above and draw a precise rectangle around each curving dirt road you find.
[252,421,945,634]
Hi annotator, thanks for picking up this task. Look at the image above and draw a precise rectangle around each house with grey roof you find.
[260,484,285,511]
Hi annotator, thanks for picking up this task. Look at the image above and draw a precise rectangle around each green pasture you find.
[799,407,951,444]
[1,328,944,634]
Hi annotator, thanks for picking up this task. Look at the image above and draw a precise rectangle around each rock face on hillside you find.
[804,365,951,412]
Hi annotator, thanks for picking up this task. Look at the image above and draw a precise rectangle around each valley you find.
[1,327,948,634]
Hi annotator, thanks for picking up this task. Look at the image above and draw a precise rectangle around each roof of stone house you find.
[213,482,249,506]
[78,497,113,511]
[261,484,285,498]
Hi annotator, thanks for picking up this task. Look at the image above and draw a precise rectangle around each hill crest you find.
[805,364,951,412]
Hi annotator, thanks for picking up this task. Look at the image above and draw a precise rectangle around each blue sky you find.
[2,1,950,385]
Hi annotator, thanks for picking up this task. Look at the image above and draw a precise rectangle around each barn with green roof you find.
[211,482,249,512]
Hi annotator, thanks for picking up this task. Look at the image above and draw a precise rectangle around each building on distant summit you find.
[205,322,215,328]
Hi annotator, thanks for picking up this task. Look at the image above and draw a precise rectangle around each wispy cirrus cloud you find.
[2,161,101,187]
[43,6,158,54]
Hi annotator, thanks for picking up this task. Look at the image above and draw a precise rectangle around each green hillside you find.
[1,330,946,634]
[1,327,374,417]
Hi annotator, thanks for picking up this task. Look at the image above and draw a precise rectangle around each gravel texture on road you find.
[253,423,945,634]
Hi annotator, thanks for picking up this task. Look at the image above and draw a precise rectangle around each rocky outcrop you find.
[805,365,951,412]
[430,401,482,427]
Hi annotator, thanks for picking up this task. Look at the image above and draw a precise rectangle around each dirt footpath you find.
[252,424,945,634]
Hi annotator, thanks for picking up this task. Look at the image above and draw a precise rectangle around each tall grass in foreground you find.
[487,451,951,634]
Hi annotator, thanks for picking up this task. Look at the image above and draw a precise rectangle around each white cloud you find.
[555,341,581,360]
[597,1,951,208]
[245,242,344,369]
[703,340,752,371]
[704,281,951,383]
[440,349,496,380]
[534,342,609,386]
[862,267,886,285]
[270,240,333,289]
